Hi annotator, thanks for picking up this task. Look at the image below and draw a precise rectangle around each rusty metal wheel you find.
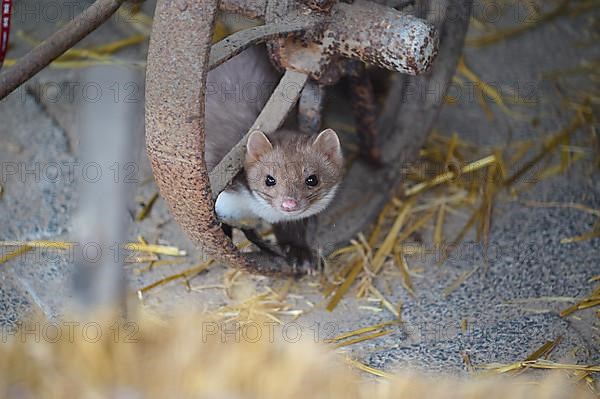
[144,0,472,276]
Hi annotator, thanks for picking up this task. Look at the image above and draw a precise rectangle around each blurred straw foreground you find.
[0,311,594,399]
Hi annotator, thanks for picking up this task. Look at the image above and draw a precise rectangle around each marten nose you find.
[281,198,299,212]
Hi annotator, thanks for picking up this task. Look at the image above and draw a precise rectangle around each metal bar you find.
[347,62,381,164]
[298,80,325,134]
[323,0,438,75]
[262,0,438,80]
[0,0,124,100]
[208,69,309,197]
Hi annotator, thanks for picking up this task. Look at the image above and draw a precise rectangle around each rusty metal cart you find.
[0,0,472,277]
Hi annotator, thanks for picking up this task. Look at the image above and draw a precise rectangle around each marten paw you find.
[281,245,319,276]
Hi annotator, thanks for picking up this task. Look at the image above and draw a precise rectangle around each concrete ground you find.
[0,0,598,378]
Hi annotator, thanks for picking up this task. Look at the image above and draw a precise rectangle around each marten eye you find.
[265,175,276,187]
[305,175,318,187]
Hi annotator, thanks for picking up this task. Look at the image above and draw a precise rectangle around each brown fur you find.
[244,129,344,217]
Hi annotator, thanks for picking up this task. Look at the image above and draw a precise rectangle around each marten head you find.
[244,129,344,223]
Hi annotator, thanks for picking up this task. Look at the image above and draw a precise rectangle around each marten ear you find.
[246,130,273,161]
[313,128,342,163]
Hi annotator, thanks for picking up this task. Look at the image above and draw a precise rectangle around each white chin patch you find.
[248,192,289,223]
[251,185,339,223]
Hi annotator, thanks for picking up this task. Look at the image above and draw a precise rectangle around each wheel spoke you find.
[209,13,321,70]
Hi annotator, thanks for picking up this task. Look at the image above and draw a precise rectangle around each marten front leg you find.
[222,223,282,257]
[222,223,280,257]
[240,228,281,257]
[273,217,319,276]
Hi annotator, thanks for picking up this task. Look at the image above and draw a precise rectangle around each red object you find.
[0,0,11,68]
